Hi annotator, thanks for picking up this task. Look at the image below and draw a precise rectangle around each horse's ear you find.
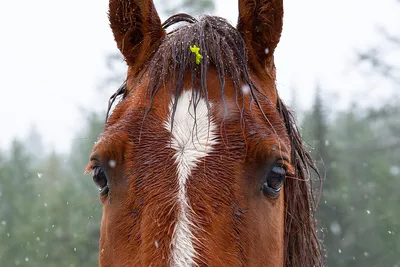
[237,0,284,71]
[109,0,165,69]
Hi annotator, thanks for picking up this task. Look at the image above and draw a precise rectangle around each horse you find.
[86,0,323,266]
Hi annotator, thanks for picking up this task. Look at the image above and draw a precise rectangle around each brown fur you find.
[87,1,323,266]
[237,0,284,74]
[109,0,165,74]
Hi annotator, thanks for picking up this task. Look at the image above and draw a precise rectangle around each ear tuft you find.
[109,0,165,69]
[237,0,284,71]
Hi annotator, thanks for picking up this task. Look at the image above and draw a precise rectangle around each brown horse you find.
[86,0,323,266]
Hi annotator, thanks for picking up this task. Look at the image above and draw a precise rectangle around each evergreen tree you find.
[0,140,37,266]
[303,99,400,266]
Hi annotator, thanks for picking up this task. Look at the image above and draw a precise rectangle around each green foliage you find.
[0,115,103,266]
[0,140,37,266]
[302,94,400,266]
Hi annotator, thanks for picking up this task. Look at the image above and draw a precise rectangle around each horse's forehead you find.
[97,67,287,158]
[124,67,278,109]
[99,90,287,164]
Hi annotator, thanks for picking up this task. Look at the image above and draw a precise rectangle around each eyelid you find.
[85,160,100,174]
[276,160,294,176]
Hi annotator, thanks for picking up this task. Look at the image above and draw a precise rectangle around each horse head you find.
[87,1,322,266]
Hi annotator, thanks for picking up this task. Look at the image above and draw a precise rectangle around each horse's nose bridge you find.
[161,89,219,266]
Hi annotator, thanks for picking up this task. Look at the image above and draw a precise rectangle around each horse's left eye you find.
[93,167,109,195]
[262,164,286,198]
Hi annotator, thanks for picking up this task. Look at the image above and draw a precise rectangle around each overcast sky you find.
[0,0,398,152]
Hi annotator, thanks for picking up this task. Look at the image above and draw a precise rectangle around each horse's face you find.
[87,1,322,266]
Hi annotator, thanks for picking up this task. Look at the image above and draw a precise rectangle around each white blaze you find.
[164,90,218,267]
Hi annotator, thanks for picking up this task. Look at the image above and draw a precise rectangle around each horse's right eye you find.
[262,164,286,199]
[92,167,109,195]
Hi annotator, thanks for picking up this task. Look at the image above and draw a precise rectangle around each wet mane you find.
[278,99,324,266]
[108,15,257,122]
[107,14,323,267]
